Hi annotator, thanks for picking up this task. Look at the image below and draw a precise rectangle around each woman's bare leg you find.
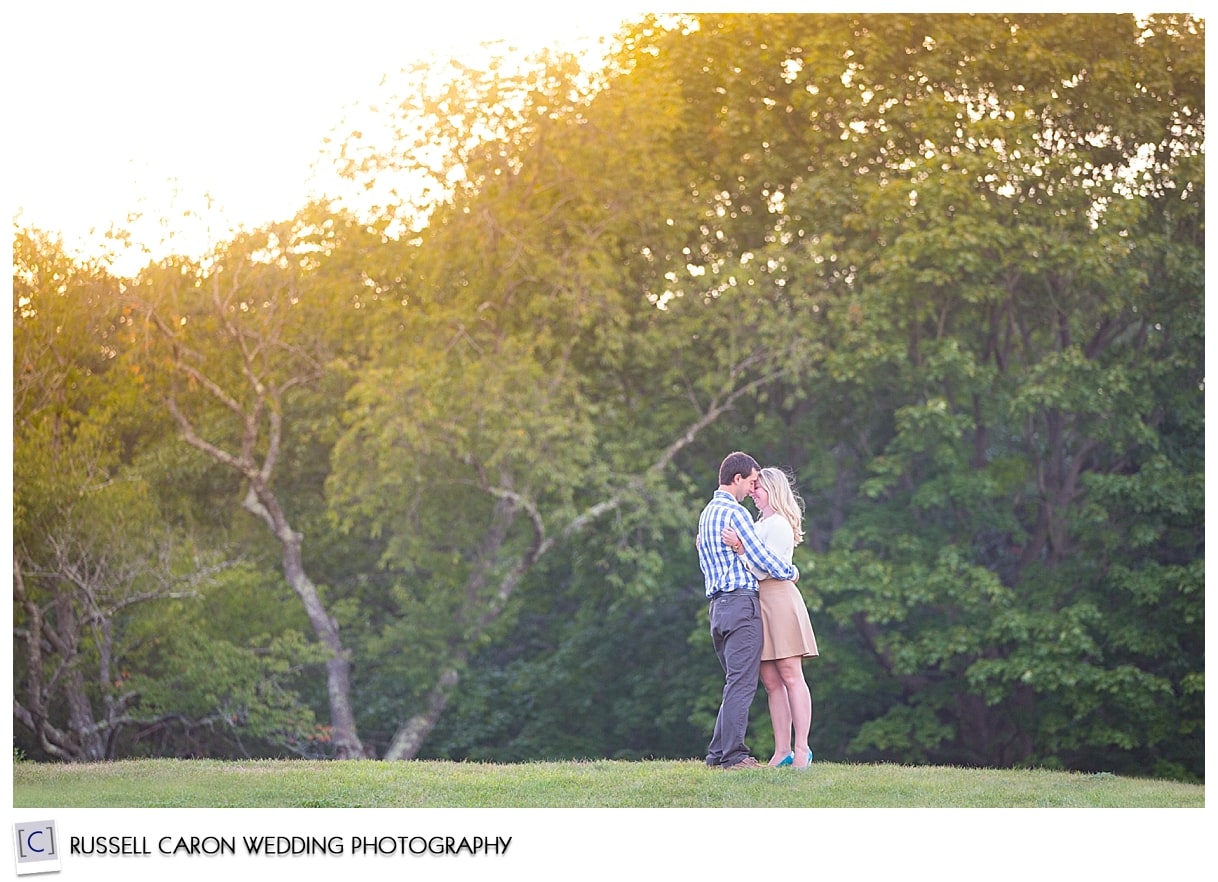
[759,660,791,765]
[776,656,812,766]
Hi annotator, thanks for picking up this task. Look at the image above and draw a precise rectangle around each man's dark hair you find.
[719,451,760,486]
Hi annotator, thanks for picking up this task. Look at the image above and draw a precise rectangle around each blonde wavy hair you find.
[757,466,805,545]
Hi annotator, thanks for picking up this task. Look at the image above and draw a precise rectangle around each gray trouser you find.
[705,592,762,767]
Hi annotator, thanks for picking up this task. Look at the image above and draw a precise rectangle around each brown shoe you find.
[722,756,763,770]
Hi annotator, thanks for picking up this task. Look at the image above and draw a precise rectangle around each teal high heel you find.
[775,752,794,767]
[795,747,813,768]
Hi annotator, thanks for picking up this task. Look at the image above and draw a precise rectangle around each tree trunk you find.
[282,533,364,759]
[244,483,366,759]
[383,666,461,760]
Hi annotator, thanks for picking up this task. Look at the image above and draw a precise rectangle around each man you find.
[697,451,799,769]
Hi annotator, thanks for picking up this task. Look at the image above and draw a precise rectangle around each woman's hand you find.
[721,527,744,554]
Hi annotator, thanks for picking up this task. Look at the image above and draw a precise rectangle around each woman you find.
[723,467,818,768]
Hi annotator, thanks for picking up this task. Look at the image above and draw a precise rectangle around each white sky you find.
[5,1,650,267]
[7,2,1156,269]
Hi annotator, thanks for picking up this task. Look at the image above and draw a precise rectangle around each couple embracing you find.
[696,451,819,770]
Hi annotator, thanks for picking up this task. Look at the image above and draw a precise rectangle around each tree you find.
[130,212,376,758]
[322,38,821,759]
[12,229,237,759]
[652,13,1205,775]
[554,13,1202,776]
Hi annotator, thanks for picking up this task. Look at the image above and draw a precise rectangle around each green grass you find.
[12,759,1203,808]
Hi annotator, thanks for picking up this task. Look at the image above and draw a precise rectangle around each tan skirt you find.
[758,578,819,661]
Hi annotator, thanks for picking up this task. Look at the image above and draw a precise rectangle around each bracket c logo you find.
[12,820,61,876]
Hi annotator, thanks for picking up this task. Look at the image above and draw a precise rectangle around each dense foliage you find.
[12,14,1203,781]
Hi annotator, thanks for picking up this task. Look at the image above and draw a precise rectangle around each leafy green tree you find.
[323,38,821,759]
[115,563,327,758]
[633,13,1204,776]
[511,13,1202,777]
[12,229,311,760]
[129,211,376,758]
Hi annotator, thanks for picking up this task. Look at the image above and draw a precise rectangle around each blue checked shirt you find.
[697,490,799,597]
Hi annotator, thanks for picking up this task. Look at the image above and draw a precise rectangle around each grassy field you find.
[12,758,1204,808]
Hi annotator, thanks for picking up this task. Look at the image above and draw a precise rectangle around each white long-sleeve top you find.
[746,514,795,580]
